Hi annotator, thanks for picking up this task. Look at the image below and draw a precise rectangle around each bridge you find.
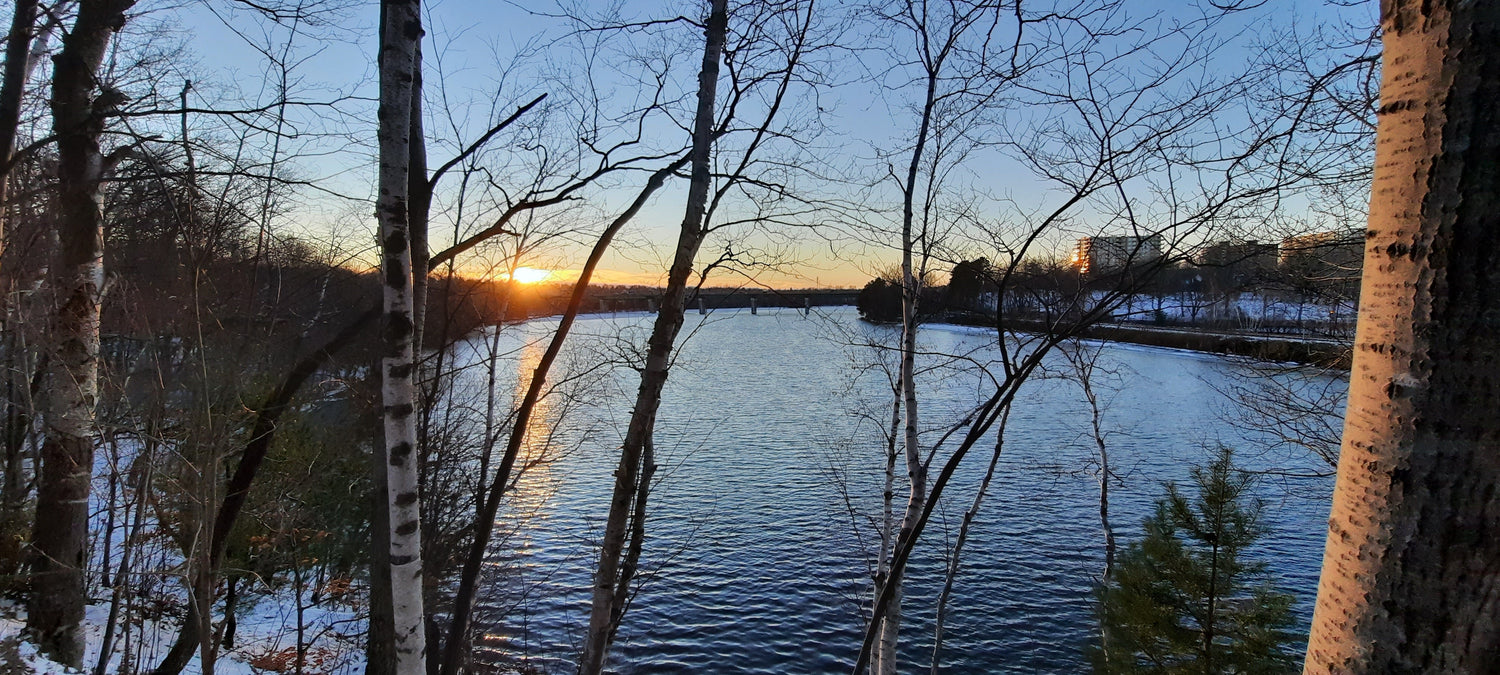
[588,288,858,314]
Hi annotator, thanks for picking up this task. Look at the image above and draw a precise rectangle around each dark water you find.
[453,307,1338,674]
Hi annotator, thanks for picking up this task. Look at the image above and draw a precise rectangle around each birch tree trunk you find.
[27,0,133,666]
[372,30,428,675]
[577,3,727,672]
[376,0,426,671]
[874,41,939,675]
[1304,1,1500,671]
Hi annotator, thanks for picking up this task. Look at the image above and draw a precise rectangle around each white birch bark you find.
[1303,1,1500,671]
[27,0,133,667]
[376,0,426,671]
[874,33,939,673]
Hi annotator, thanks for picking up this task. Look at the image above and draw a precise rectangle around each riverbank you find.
[939,313,1351,367]
[530,306,1352,367]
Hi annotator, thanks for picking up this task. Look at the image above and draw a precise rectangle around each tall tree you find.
[375,0,427,671]
[1304,1,1500,671]
[28,0,136,667]
[574,0,820,669]
[865,2,1031,669]
[577,2,728,672]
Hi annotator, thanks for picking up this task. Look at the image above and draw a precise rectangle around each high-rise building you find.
[1071,234,1163,275]
[1277,231,1363,268]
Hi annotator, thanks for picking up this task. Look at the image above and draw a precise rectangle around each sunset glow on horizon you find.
[508,267,553,284]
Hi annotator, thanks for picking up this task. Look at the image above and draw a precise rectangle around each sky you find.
[155,0,1377,289]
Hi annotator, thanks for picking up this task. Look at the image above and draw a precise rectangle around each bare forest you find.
[0,0,1495,674]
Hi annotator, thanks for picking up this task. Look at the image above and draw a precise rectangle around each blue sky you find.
[157,0,1378,288]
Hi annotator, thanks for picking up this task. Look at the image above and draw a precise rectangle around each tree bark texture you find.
[577,2,727,672]
[407,38,429,358]
[1304,1,1500,671]
[27,0,133,667]
[376,0,427,672]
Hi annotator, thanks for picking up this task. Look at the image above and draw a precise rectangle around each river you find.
[445,307,1339,674]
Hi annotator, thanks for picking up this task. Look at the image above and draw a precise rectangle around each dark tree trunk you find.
[0,0,43,580]
[435,147,692,675]
[577,2,727,672]
[0,0,37,249]
[28,0,135,667]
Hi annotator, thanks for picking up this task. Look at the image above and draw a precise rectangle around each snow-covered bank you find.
[0,595,365,675]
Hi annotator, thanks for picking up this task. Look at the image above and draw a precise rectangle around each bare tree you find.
[27,0,136,666]
[850,0,1335,669]
[576,1,730,664]
[433,151,693,675]
[0,0,53,578]
[575,1,827,670]
[866,1,1035,667]
[927,406,1007,674]
[1056,337,1124,664]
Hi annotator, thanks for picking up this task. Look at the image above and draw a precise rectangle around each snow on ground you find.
[1103,291,1356,327]
[0,595,366,675]
[0,434,369,674]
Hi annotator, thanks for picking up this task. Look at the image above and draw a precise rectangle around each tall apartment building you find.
[1071,234,1164,275]
[1277,231,1363,268]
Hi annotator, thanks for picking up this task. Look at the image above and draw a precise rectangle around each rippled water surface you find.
[456,307,1338,673]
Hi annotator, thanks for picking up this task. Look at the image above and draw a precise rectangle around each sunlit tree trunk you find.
[577,3,727,673]
[1304,1,1500,671]
[27,0,134,667]
[376,0,427,672]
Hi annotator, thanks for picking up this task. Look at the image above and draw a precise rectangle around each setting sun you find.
[508,266,553,284]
